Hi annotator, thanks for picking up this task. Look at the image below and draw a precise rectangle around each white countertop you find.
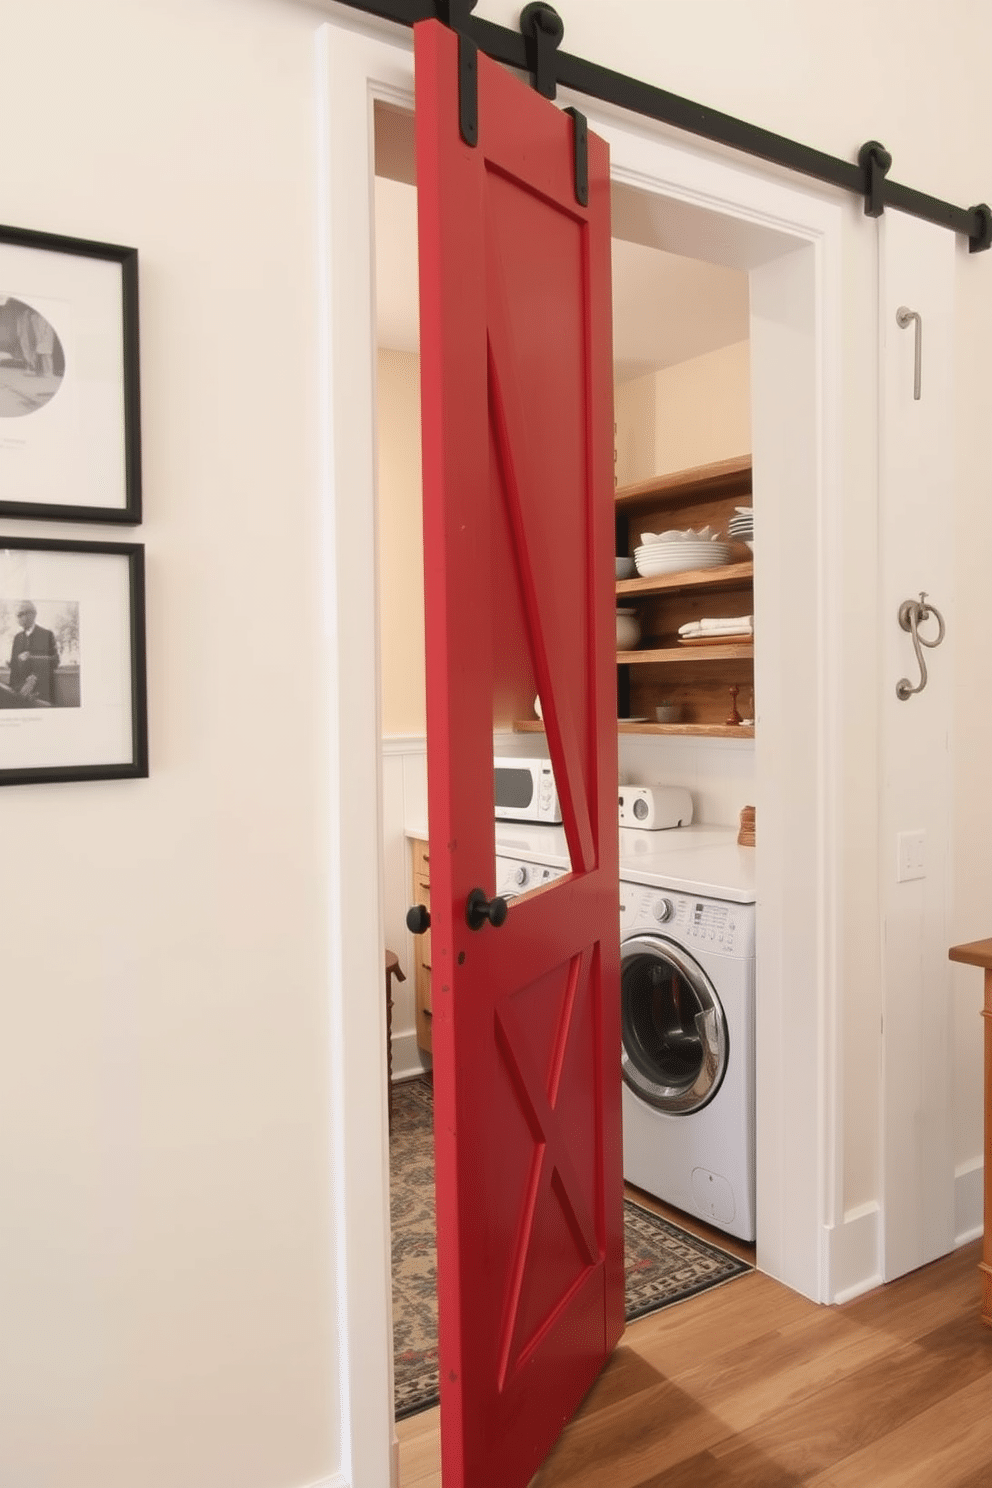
[495,822,754,903]
[407,822,755,903]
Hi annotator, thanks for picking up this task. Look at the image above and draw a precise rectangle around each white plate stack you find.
[634,525,733,578]
[728,506,754,553]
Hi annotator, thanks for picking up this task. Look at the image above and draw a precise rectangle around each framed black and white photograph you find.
[0,223,141,523]
[0,536,147,785]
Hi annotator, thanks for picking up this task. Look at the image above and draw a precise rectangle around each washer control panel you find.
[495,855,567,900]
[620,884,755,957]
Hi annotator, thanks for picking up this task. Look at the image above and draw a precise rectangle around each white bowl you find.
[615,556,636,579]
[635,547,732,577]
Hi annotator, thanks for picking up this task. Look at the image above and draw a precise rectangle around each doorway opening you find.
[369,93,818,1451]
[318,22,844,1481]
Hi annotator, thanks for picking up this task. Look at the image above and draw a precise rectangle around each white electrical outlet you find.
[897,830,926,882]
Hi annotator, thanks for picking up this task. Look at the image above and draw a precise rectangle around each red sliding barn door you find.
[415,19,622,1488]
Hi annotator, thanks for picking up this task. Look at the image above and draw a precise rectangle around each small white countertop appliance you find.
[617,784,693,830]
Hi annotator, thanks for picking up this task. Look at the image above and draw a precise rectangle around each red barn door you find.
[414,20,622,1487]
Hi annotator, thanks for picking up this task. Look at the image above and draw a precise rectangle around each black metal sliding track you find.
[334,0,992,252]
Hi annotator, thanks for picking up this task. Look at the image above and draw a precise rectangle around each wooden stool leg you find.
[384,951,406,1132]
[982,968,992,1328]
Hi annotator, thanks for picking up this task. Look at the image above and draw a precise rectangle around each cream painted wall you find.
[615,339,751,484]
[376,350,426,735]
[0,2,337,1486]
[613,370,657,487]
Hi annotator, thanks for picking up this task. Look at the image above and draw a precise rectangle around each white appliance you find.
[494,756,562,824]
[495,850,568,900]
[620,880,756,1241]
[617,784,693,830]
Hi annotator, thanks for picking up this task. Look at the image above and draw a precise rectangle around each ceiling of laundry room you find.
[374,175,750,384]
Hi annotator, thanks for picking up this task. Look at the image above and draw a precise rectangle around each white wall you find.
[2,2,992,1486]
[0,2,338,1486]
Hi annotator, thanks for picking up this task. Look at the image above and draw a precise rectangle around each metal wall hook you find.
[896,305,922,399]
[896,591,945,700]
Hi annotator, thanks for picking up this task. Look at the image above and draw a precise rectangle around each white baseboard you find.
[824,1167,984,1303]
[391,1028,430,1083]
[955,1157,984,1246]
[825,1201,882,1304]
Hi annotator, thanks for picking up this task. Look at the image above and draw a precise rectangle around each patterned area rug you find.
[390,1076,752,1420]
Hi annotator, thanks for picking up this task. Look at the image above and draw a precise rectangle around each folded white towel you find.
[679,615,753,637]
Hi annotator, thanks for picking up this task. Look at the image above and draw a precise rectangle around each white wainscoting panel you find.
[381,736,430,1080]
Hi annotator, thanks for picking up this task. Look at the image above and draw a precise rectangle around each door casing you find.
[317,17,848,1486]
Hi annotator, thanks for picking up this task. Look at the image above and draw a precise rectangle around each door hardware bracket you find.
[520,2,564,100]
[970,203,992,254]
[858,139,892,218]
[438,0,479,145]
[518,5,586,206]
[564,106,589,206]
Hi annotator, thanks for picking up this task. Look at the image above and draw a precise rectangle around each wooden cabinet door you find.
[415,20,622,1487]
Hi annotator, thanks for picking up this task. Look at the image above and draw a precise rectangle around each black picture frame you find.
[0,535,147,785]
[0,222,141,523]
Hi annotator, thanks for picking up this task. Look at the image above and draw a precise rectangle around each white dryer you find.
[619,880,756,1241]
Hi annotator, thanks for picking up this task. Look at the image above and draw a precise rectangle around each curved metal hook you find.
[896,592,945,700]
[896,306,922,400]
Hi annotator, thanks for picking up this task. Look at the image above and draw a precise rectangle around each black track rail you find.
[334,0,992,252]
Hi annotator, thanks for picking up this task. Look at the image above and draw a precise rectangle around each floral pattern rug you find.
[390,1075,751,1419]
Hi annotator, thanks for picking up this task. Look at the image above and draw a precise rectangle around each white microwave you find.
[494,756,562,824]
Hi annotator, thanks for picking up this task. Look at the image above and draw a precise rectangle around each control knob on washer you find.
[514,865,528,887]
[653,897,674,923]
[633,796,650,820]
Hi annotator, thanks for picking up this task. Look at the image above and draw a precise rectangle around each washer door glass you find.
[621,934,728,1114]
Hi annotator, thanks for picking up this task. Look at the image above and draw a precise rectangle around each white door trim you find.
[316,17,847,1484]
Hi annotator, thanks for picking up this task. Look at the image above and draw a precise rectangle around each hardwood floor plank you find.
[709,1312,992,1480]
[639,1442,804,1486]
[804,1372,992,1486]
[534,1298,906,1486]
[838,1241,981,1339]
[398,1242,992,1488]
[396,1406,442,1485]
[666,1309,904,1430]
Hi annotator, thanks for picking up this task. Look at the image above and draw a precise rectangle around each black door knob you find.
[466,888,509,931]
[406,904,431,935]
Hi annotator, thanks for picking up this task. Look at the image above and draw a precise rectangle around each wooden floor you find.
[396,1231,992,1486]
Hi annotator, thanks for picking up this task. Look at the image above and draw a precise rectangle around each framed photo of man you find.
[0,537,147,785]
[0,222,141,523]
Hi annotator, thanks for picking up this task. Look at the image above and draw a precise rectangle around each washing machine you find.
[495,850,568,901]
[619,879,756,1241]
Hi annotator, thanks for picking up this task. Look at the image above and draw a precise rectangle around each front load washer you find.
[620,880,756,1241]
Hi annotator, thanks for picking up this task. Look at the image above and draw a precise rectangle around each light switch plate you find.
[897,830,926,882]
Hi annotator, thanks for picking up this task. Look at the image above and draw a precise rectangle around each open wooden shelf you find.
[616,560,752,599]
[615,454,752,514]
[614,456,754,736]
[514,719,754,739]
[619,642,754,664]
